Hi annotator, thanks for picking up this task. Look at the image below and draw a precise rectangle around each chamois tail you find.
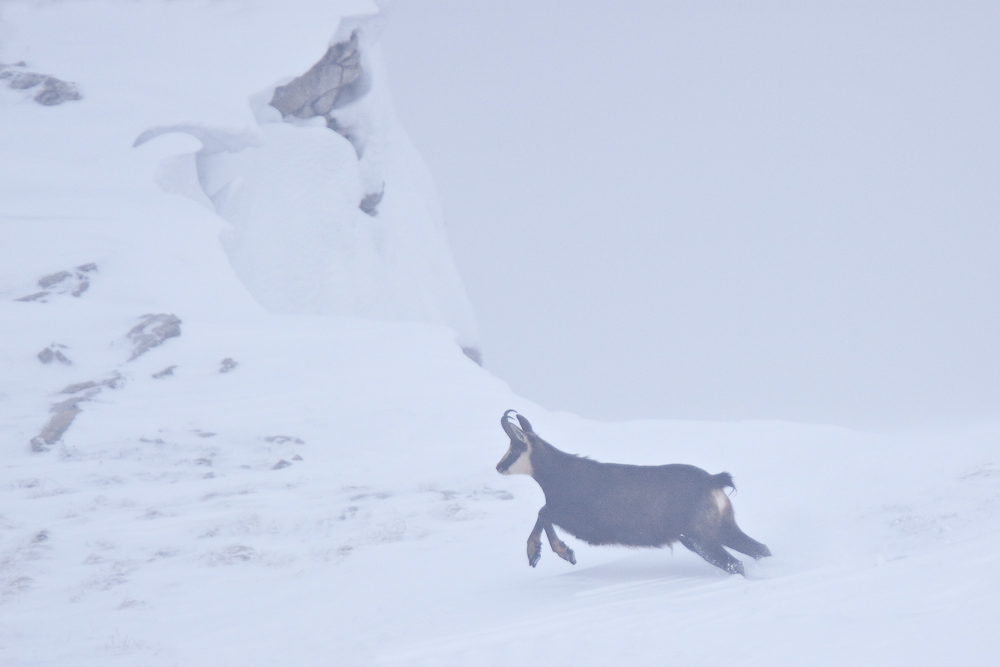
[710,471,735,492]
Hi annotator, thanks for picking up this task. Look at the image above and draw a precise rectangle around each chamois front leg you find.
[527,514,545,567]
[533,506,575,565]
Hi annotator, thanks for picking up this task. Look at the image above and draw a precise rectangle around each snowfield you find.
[1,1,998,665]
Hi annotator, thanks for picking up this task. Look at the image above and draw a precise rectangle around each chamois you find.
[495,410,771,576]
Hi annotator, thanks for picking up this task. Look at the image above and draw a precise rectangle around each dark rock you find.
[272,460,292,470]
[17,264,96,302]
[127,314,181,360]
[264,435,304,445]
[60,381,98,394]
[359,184,384,217]
[31,404,84,451]
[39,345,72,365]
[51,391,98,415]
[6,71,46,90]
[38,270,72,288]
[35,78,81,106]
[101,373,124,389]
[269,31,367,119]
[152,365,177,379]
[325,116,363,158]
[219,358,238,374]
[0,62,81,106]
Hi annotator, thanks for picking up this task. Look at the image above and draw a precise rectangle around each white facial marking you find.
[505,448,534,476]
[500,436,533,477]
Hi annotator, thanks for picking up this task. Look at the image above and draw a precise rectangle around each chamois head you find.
[496,410,534,476]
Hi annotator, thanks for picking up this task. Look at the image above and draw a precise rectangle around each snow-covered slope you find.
[1,1,998,665]
[1,0,479,354]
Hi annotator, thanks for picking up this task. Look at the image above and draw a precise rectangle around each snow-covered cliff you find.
[2,0,479,358]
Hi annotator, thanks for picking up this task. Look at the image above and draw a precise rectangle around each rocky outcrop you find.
[268,31,388,216]
[15,263,96,303]
[38,344,72,365]
[128,314,182,360]
[269,31,366,121]
[358,184,384,217]
[30,374,122,452]
[1,61,81,106]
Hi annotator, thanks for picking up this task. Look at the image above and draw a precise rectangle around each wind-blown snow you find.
[1,1,998,665]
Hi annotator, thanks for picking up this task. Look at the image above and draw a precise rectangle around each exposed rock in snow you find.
[269,30,367,121]
[0,61,81,105]
[29,374,121,451]
[15,291,49,302]
[127,314,182,360]
[38,270,72,288]
[37,344,72,365]
[15,263,96,302]
[264,435,304,445]
[133,19,480,356]
[30,397,90,450]
[359,182,385,216]
[153,365,177,379]
[219,358,238,373]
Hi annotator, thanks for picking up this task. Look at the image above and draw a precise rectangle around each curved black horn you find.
[501,410,525,441]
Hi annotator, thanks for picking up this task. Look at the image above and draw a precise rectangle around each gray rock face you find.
[359,184,384,217]
[266,31,389,217]
[31,404,84,452]
[269,31,366,120]
[30,374,123,452]
[1,62,81,106]
[14,263,96,302]
[38,344,72,365]
[128,314,182,360]
[38,271,72,289]
[152,365,177,379]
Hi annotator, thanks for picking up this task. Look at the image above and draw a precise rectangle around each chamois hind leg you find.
[722,523,772,560]
[679,535,745,576]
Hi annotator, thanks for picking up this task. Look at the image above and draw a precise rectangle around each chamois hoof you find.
[528,542,542,568]
[555,543,576,565]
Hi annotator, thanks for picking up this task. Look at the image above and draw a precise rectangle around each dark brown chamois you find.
[495,410,771,576]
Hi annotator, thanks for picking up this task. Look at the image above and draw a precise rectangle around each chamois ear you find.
[501,410,528,444]
[516,414,534,433]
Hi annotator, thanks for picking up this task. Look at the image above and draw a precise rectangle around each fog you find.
[378,1,1000,429]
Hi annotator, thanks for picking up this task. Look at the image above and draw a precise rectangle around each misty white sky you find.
[378,1,1000,429]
